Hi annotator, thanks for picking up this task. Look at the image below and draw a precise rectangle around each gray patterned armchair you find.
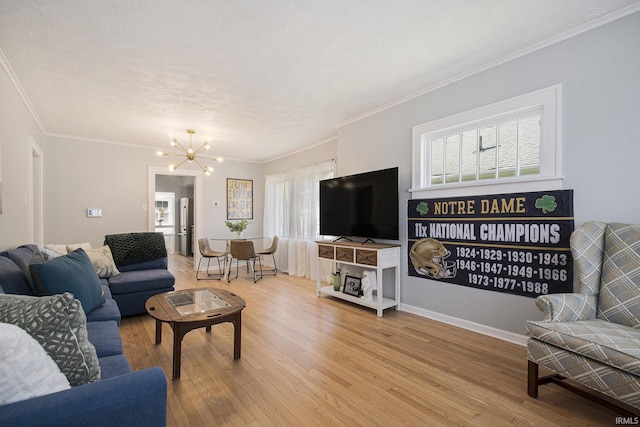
[527,222,640,413]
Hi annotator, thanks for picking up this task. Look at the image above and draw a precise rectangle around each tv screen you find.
[319,167,399,241]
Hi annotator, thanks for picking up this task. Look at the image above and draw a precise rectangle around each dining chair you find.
[256,236,278,276]
[228,240,263,283]
[196,238,229,280]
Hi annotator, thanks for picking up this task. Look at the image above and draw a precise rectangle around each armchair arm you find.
[0,367,167,427]
[535,293,597,322]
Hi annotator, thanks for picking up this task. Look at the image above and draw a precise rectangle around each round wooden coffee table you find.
[145,287,246,379]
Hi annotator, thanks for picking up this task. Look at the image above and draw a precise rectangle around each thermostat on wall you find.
[87,208,102,218]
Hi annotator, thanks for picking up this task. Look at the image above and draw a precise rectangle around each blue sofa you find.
[103,232,176,316]
[0,243,168,427]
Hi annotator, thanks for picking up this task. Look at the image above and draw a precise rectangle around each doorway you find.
[147,167,203,271]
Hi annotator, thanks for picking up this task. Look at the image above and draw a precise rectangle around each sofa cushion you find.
[527,319,640,376]
[86,321,123,358]
[118,257,168,273]
[98,355,132,380]
[0,256,34,295]
[0,292,101,386]
[30,248,106,314]
[85,297,121,325]
[85,246,120,279]
[107,269,175,295]
[598,223,640,328]
[101,283,112,298]
[0,322,71,405]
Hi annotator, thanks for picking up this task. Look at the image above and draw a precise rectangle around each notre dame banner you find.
[408,190,574,298]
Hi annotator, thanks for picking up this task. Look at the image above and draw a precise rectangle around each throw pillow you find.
[29,246,47,265]
[30,248,105,314]
[40,247,63,260]
[0,322,71,404]
[24,247,47,294]
[0,293,101,386]
[66,242,92,253]
[85,245,120,279]
[43,244,68,256]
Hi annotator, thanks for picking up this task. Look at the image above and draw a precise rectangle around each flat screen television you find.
[319,167,399,241]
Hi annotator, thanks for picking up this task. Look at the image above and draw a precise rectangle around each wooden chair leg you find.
[528,360,539,398]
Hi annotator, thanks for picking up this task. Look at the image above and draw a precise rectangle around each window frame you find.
[411,85,562,197]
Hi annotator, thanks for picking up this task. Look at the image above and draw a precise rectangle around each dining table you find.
[207,237,267,281]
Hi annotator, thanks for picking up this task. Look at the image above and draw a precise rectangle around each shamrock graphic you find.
[535,195,557,214]
[416,202,429,215]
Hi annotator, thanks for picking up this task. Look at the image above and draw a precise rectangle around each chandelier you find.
[157,129,223,176]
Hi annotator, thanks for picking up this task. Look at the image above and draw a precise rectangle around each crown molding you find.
[336,3,640,129]
[46,132,157,151]
[46,132,259,164]
[0,47,47,134]
[261,135,337,164]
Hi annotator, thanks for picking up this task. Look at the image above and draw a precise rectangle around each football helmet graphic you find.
[410,238,457,279]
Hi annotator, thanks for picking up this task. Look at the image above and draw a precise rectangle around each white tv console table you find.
[316,240,401,317]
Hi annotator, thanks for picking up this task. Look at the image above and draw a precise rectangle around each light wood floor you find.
[120,255,619,426]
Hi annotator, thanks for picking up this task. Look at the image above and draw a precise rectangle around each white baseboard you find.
[398,303,528,347]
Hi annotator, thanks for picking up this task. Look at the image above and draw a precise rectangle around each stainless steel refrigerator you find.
[178,197,193,256]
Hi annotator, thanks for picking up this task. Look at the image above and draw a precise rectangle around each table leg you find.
[233,312,242,359]
[172,323,184,379]
[155,319,162,344]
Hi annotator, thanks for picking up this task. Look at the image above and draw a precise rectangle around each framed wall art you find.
[227,178,253,220]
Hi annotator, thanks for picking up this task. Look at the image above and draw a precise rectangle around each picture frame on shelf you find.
[343,275,362,297]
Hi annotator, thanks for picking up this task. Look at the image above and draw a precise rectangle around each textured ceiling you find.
[1,1,639,163]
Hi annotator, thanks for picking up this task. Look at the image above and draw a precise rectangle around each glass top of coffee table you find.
[165,289,231,316]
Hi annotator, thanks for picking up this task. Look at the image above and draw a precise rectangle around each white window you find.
[263,160,334,279]
[155,192,175,226]
[411,85,562,196]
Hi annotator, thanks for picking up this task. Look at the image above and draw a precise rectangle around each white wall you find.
[336,11,640,335]
[43,135,263,249]
[0,59,45,251]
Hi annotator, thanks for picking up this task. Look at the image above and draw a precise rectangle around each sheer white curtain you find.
[264,160,334,279]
